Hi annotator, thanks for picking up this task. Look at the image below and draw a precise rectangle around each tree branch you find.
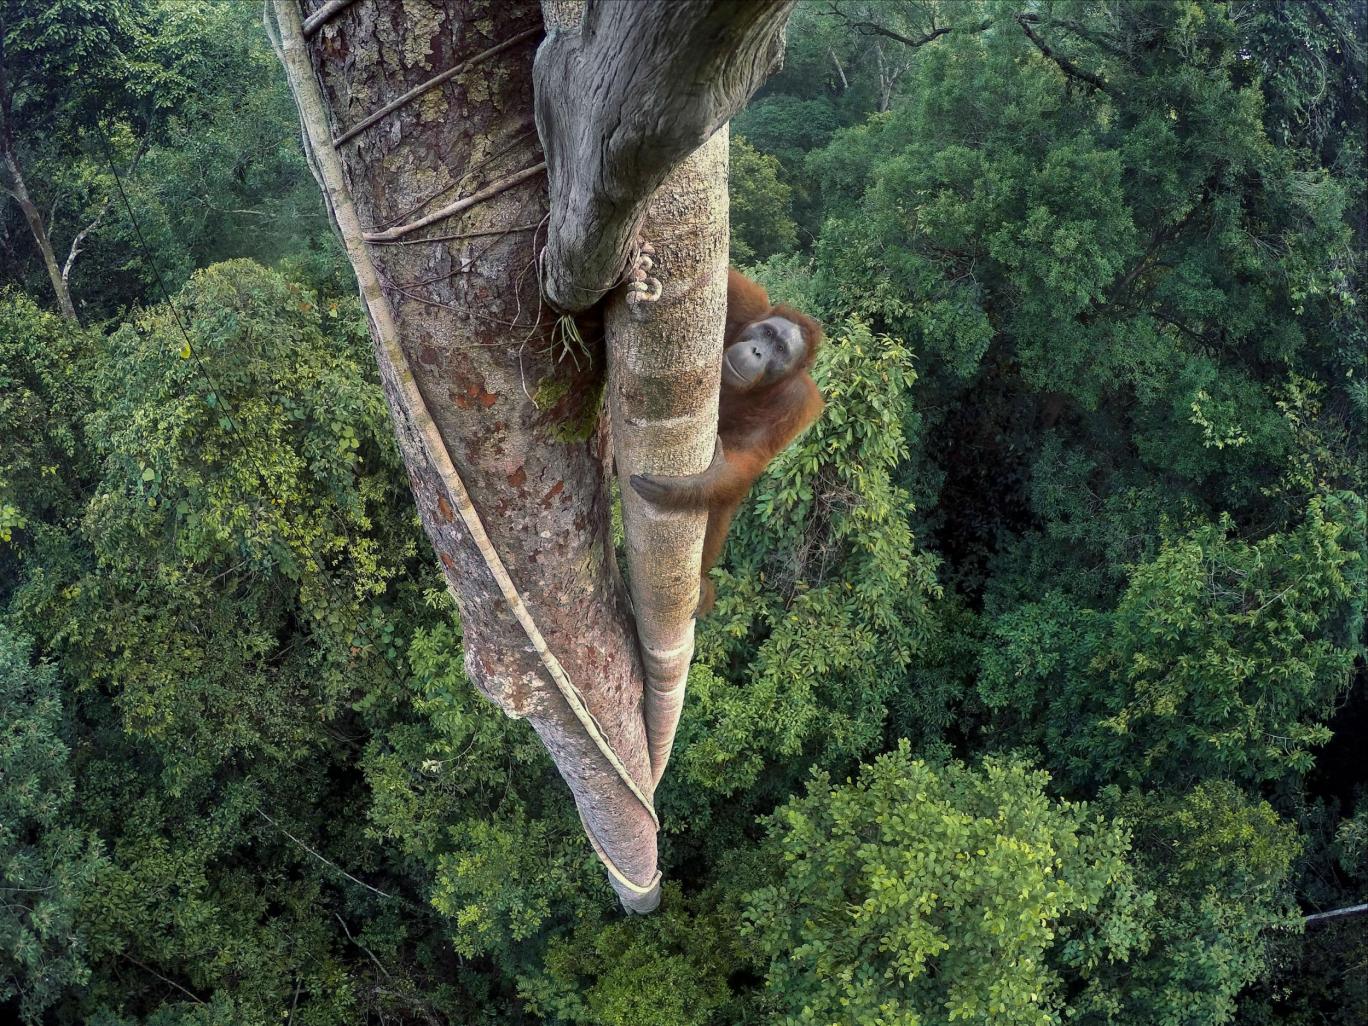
[360,163,546,242]
[121,954,206,1005]
[301,0,358,39]
[820,2,986,49]
[1020,12,1128,57]
[534,0,794,311]
[1016,14,1107,91]
[255,807,396,900]
[59,196,109,287]
[61,137,147,289]
[1102,204,1201,309]
[836,16,950,50]
[1305,902,1368,926]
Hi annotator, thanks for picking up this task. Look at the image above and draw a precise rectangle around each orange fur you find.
[632,268,824,615]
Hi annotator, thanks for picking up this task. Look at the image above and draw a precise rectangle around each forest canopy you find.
[1,1,1365,1024]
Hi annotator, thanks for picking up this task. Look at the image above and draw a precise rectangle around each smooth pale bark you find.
[1304,902,1368,925]
[533,0,792,312]
[0,33,79,321]
[274,0,659,911]
[0,152,77,322]
[606,129,729,784]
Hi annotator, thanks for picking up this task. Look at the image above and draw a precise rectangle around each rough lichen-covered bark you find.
[276,0,659,911]
[278,0,792,914]
[533,0,792,311]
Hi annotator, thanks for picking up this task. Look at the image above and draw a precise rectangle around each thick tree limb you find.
[1304,902,1368,926]
[1016,14,1107,91]
[820,2,988,49]
[533,0,793,312]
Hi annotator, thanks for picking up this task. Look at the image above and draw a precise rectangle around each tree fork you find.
[533,0,793,312]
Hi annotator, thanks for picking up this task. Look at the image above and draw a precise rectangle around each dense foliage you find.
[2,2,1364,1024]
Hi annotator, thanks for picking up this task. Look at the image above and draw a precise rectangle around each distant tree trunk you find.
[0,150,76,322]
[829,48,850,93]
[0,37,78,322]
[273,0,790,913]
[873,43,896,113]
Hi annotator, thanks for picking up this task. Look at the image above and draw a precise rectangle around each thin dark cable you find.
[93,123,433,610]
[95,127,247,441]
[93,123,418,690]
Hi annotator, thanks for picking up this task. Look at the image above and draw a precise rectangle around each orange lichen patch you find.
[467,383,497,407]
[507,465,527,488]
[439,551,456,571]
[542,480,565,505]
[436,495,455,522]
[450,380,497,409]
[583,644,603,671]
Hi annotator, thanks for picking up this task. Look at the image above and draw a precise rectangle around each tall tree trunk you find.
[274,0,792,913]
[272,0,661,911]
[0,34,78,322]
[536,0,789,785]
[0,152,77,322]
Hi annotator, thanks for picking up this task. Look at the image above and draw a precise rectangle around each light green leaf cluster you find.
[745,746,1148,1026]
[980,494,1366,791]
[0,292,95,544]
[730,134,798,265]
